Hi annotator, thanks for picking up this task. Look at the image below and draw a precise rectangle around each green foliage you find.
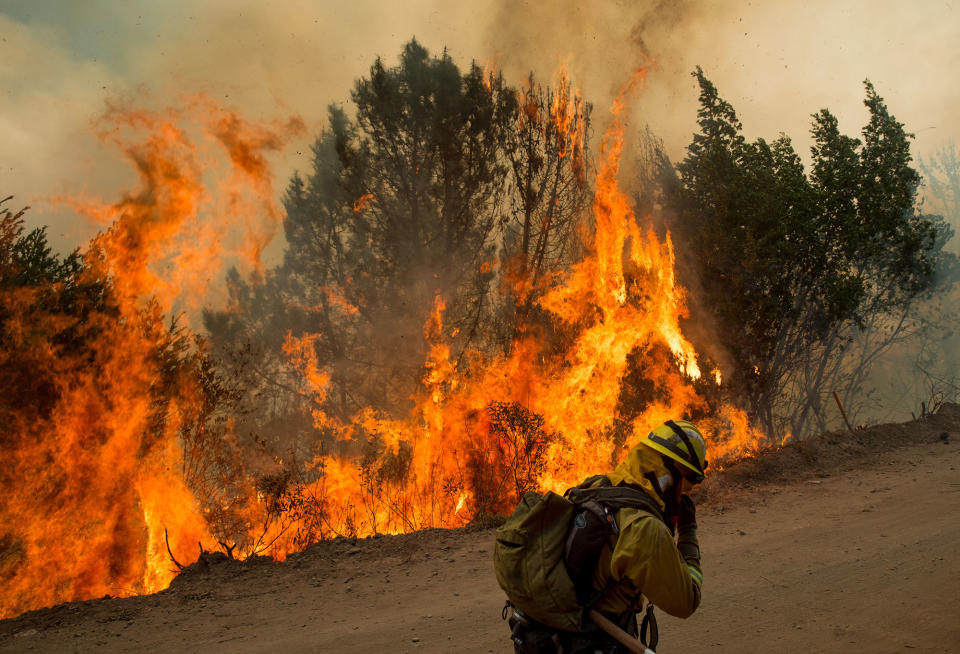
[908,142,960,410]
[345,40,512,280]
[669,70,950,437]
[0,197,111,350]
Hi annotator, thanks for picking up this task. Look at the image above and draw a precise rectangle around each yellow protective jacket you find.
[588,441,703,619]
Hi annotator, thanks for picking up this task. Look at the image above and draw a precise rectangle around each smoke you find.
[2,0,958,424]
[4,1,957,245]
[483,1,958,166]
[480,0,960,430]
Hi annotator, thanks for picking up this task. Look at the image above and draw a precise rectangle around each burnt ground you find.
[2,405,959,653]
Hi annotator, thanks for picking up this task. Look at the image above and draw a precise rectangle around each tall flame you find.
[0,97,303,618]
[274,70,764,540]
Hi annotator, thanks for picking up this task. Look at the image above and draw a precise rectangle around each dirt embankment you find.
[2,405,959,653]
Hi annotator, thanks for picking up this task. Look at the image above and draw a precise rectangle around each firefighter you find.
[589,419,707,632]
[498,419,707,653]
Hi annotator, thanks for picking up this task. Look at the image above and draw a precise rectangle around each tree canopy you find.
[668,68,951,437]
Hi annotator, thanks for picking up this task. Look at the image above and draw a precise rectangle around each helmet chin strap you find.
[661,460,685,530]
[643,462,685,532]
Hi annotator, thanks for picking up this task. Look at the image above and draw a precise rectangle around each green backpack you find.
[493,476,666,632]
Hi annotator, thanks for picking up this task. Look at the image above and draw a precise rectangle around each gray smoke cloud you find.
[2,0,956,251]
[484,0,958,164]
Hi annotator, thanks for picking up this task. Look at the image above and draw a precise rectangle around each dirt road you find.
[2,410,958,653]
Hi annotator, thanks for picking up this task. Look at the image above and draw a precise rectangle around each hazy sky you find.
[2,0,958,256]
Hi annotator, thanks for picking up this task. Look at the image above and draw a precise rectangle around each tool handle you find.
[587,609,655,654]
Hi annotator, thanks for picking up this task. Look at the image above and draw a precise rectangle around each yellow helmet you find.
[639,419,708,482]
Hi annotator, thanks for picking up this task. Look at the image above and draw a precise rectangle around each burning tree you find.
[199,53,767,545]
[471,401,559,515]
[0,96,307,617]
[205,40,596,518]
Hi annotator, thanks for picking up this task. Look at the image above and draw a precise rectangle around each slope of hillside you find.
[3,405,959,653]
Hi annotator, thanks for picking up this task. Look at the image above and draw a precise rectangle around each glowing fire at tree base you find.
[1,71,768,620]
[279,70,769,540]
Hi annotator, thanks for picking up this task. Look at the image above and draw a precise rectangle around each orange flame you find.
[352,193,375,213]
[54,97,304,316]
[481,57,503,93]
[320,286,360,317]
[0,97,303,618]
[551,69,586,162]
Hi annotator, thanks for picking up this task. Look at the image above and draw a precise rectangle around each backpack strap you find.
[563,477,669,608]
[566,481,667,526]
